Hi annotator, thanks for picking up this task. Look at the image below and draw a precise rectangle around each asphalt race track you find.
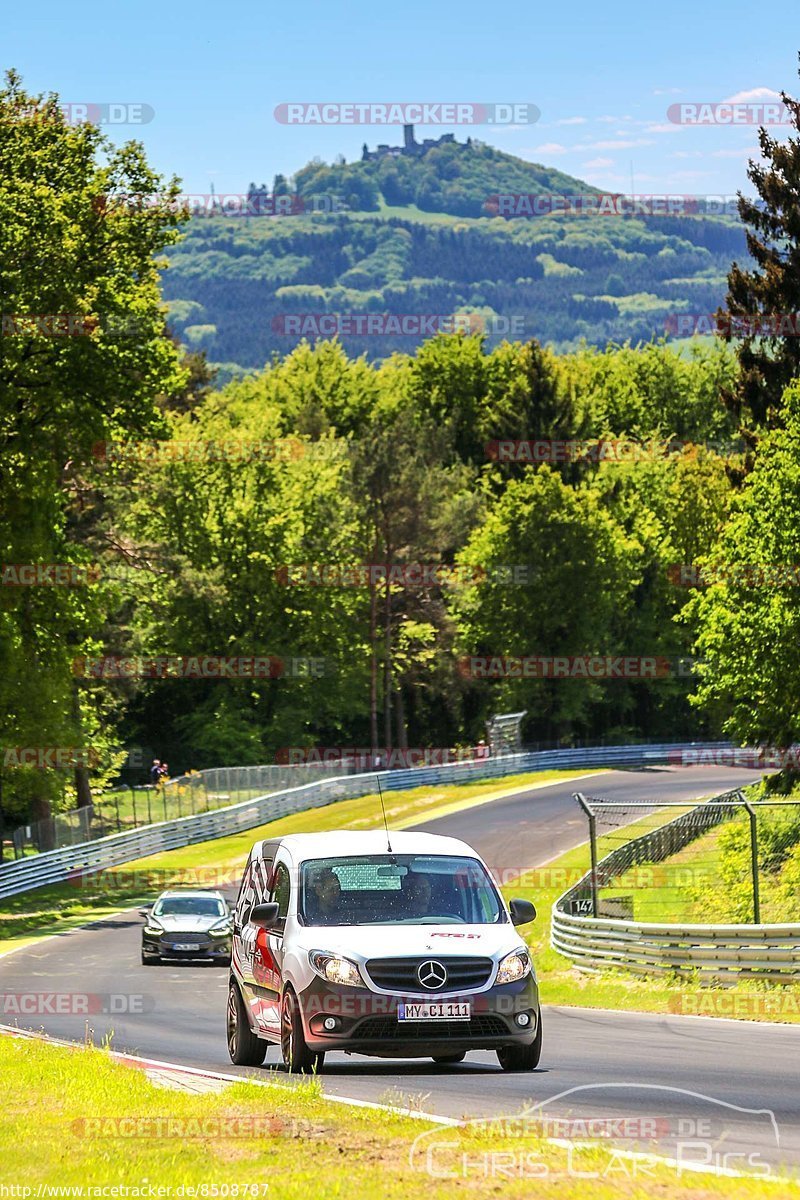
[3,765,798,1177]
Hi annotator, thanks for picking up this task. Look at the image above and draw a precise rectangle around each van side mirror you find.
[139,907,151,918]
[250,902,281,929]
[509,898,536,925]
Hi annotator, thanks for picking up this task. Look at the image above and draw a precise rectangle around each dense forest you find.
[163,137,747,373]
[4,68,800,835]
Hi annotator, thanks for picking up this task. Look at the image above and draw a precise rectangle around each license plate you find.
[398,1001,471,1021]
[172,943,201,951]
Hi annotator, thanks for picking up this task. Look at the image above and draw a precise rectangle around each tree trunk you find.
[369,576,378,756]
[74,764,92,808]
[395,686,408,753]
[383,565,392,753]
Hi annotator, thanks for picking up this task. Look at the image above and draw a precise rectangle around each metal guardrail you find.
[5,760,364,857]
[0,741,730,900]
[551,791,800,982]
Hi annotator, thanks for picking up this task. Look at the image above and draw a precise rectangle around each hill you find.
[161,134,748,372]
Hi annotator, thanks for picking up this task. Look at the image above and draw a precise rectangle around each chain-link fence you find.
[2,760,361,859]
[570,790,800,925]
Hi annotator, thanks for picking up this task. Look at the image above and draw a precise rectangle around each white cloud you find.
[528,142,569,155]
[555,116,588,126]
[646,123,685,134]
[582,157,614,169]
[575,138,655,151]
[653,87,683,96]
[723,87,782,103]
[670,150,703,159]
[712,146,759,158]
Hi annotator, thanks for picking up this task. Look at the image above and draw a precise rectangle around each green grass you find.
[7,774,797,1025]
[1,1035,791,1195]
[504,805,800,1024]
[599,811,800,926]
[0,769,591,953]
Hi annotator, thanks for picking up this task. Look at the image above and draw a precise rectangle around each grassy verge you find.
[503,807,800,1024]
[0,769,592,953]
[0,1035,791,1196]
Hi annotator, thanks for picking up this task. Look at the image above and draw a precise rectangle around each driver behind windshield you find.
[400,870,433,918]
[307,867,342,924]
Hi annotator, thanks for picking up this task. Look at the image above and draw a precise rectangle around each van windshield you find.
[153,897,226,917]
[298,854,506,926]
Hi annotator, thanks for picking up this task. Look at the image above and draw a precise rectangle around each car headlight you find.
[309,950,366,988]
[208,920,232,938]
[496,949,532,985]
[144,920,164,936]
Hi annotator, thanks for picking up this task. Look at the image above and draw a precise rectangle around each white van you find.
[227,830,541,1072]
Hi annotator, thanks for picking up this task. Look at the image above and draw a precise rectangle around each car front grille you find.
[160,935,213,949]
[354,1015,509,1040]
[365,956,494,993]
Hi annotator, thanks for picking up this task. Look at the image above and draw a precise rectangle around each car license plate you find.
[172,943,201,951]
[398,1001,471,1021]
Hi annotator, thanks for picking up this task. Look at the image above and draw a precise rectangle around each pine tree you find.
[720,59,800,436]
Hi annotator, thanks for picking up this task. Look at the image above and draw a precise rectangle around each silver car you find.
[141,889,232,965]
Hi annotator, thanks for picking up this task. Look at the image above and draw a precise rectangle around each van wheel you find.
[497,1014,542,1072]
[432,1053,465,1064]
[227,981,267,1066]
[281,989,324,1074]
[141,953,159,966]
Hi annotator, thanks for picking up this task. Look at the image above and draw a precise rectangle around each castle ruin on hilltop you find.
[361,124,466,161]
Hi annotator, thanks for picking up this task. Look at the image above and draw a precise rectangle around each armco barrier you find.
[0,741,730,901]
[551,790,800,982]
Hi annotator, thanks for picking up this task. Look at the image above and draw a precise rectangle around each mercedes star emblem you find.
[417,959,448,989]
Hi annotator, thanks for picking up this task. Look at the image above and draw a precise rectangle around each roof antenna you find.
[376,773,393,854]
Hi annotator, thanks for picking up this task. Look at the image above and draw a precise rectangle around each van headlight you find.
[144,920,164,936]
[309,950,365,988]
[208,920,232,938]
[496,949,532,984]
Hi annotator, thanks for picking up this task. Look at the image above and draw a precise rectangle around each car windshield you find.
[298,854,506,927]
[152,897,226,917]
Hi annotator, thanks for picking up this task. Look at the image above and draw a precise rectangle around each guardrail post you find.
[574,792,599,917]
[131,786,137,828]
[742,795,761,924]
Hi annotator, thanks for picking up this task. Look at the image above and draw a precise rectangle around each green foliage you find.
[719,69,800,432]
[688,380,800,745]
[0,71,187,834]
[159,139,748,370]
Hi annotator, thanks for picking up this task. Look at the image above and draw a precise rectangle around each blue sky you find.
[5,2,798,198]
